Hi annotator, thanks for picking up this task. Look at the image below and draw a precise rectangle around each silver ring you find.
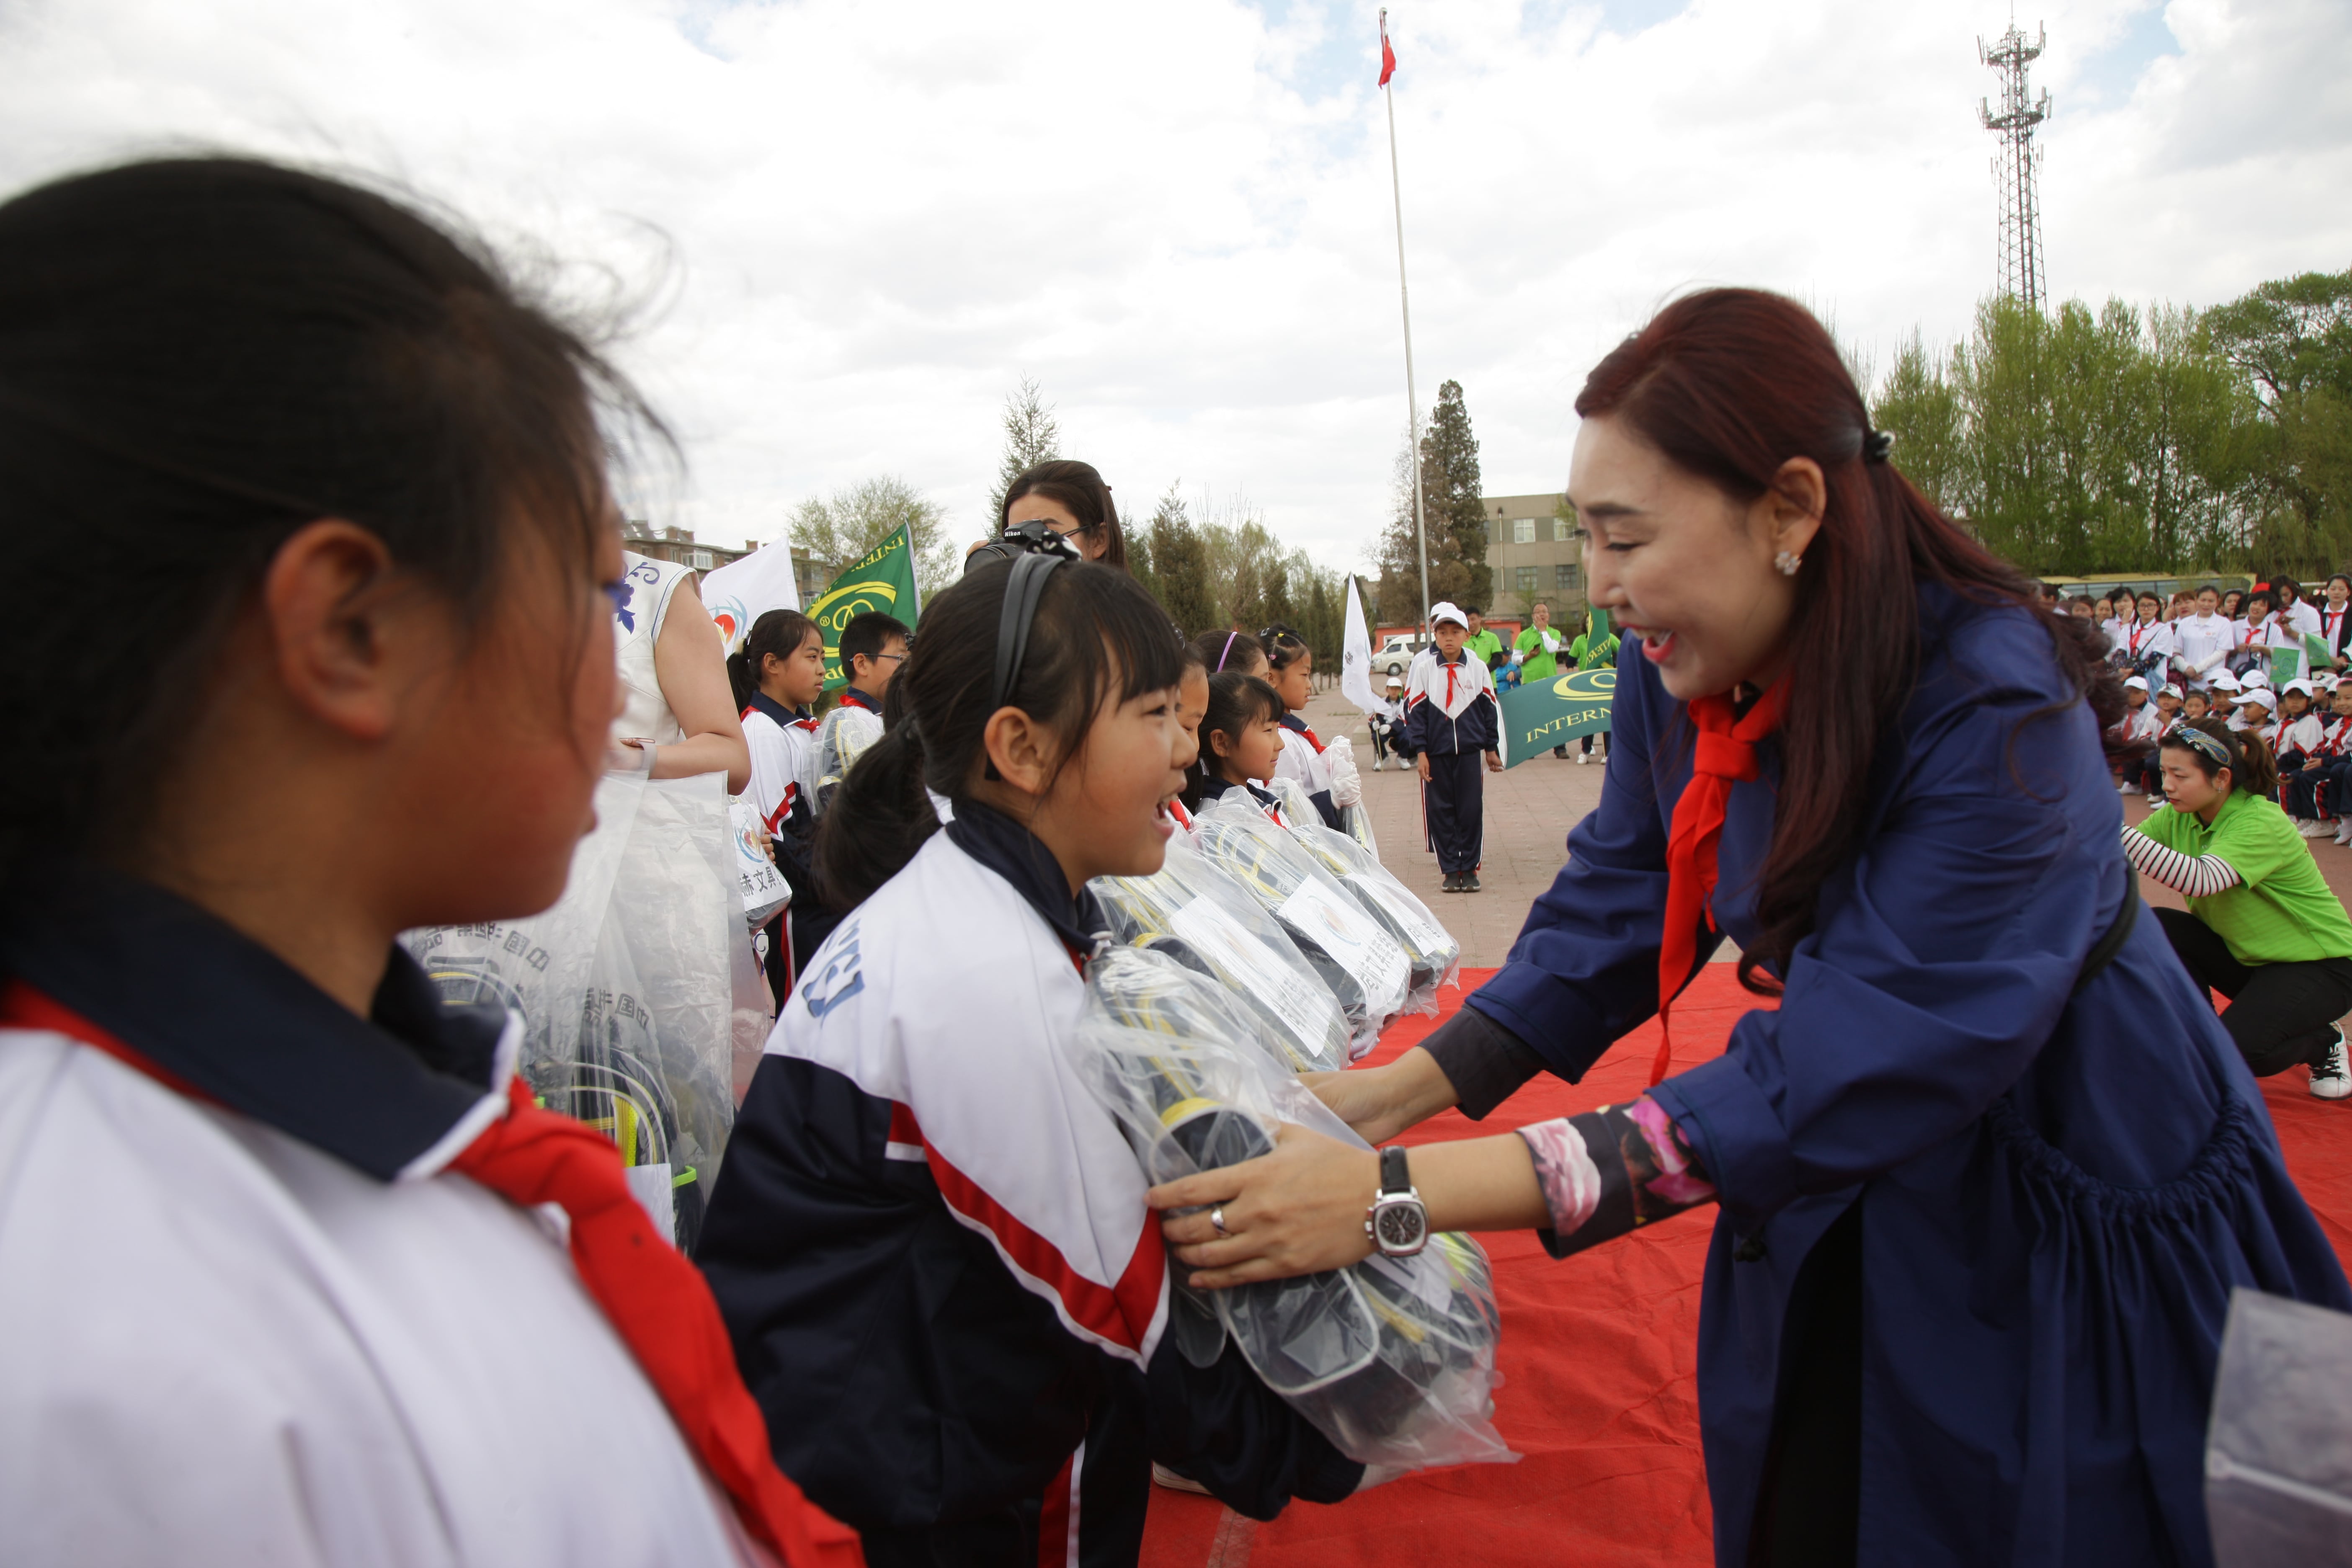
[1210,1206,1228,1235]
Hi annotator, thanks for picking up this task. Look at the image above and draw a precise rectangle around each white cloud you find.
[3,0,2345,572]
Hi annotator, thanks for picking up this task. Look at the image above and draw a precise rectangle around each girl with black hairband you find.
[700,559,1360,1567]
[2128,717,2352,1096]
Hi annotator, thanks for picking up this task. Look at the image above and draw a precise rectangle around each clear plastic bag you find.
[1091,838,1351,1073]
[2206,1287,2352,1564]
[1259,780,1460,1016]
[402,771,738,1251]
[1079,944,1513,1471]
[1191,795,1411,1056]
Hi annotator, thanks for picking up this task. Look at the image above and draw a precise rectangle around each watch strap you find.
[1379,1144,1411,1194]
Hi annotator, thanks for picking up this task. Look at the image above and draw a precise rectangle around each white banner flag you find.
[1341,576,1380,715]
[698,537,799,652]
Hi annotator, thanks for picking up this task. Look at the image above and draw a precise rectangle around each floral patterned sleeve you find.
[1514,1096,1716,1259]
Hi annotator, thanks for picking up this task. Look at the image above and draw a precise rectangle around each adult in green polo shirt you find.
[2123,717,2352,1095]
[1512,599,1567,680]
[1462,606,1504,674]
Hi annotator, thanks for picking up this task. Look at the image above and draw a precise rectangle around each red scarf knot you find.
[1652,679,1787,1087]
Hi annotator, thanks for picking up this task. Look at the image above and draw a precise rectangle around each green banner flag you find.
[810,525,921,691]
[2307,632,2334,673]
[1497,666,1617,769]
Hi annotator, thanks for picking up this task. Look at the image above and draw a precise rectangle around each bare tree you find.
[787,475,957,598]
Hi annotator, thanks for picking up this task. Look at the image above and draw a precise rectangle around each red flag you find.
[1379,10,1396,86]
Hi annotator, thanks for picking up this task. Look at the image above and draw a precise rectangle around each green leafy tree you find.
[2205,267,2352,572]
[787,475,955,598]
[1872,333,1969,517]
[988,375,1062,525]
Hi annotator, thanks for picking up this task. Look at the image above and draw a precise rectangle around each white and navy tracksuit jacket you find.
[741,691,821,999]
[698,802,1359,1566]
[1271,715,1344,832]
[1404,649,1499,874]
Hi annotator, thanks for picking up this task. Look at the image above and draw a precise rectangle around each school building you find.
[1480,493,1588,625]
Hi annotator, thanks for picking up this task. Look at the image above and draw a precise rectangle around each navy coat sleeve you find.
[1465,637,1697,1073]
[1473,616,2128,1238]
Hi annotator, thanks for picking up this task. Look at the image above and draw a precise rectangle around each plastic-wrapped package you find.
[1192,795,1411,1055]
[1340,800,1380,861]
[2206,1287,2352,1565]
[1091,838,1351,1073]
[1079,944,1514,1471]
[1259,780,1459,1015]
[402,771,738,1251]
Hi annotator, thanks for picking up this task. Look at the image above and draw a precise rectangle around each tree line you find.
[781,379,1363,677]
[1872,265,2352,578]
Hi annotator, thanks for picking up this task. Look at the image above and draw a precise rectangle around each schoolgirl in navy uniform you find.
[698,561,1359,1567]
[731,609,826,1001]
[1167,643,1211,835]
[1182,671,1296,824]
[0,158,855,1566]
[1260,624,1362,830]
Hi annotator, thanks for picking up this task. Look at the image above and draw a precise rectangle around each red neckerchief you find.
[1655,680,1788,1086]
[0,983,863,1568]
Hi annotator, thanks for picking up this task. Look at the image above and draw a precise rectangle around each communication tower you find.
[1978,21,2052,311]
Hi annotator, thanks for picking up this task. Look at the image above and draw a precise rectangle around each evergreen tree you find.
[1377,428,1475,617]
[1144,482,1215,634]
[1420,379,1491,607]
[988,375,1062,525]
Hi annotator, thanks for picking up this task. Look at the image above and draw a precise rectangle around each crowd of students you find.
[2084,581,2352,1101]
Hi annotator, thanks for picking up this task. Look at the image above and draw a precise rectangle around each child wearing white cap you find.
[2113,675,2163,794]
[1404,602,1502,892]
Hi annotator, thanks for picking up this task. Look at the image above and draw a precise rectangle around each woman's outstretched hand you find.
[1301,1047,1462,1145]
[1149,1124,1380,1289]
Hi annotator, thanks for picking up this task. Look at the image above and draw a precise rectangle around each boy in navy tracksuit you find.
[1406,601,1502,892]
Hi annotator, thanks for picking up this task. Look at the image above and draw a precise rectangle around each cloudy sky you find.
[4,0,2347,572]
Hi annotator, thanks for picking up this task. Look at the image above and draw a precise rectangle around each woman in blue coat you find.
[1146,289,2351,1566]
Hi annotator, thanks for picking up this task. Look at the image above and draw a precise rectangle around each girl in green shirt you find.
[1565,613,1619,765]
[2124,717,2352,1095]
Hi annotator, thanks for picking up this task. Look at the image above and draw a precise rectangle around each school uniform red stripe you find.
[896,1104,1164,1361]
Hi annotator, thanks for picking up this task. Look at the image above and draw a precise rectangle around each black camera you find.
[964,519,1083,574]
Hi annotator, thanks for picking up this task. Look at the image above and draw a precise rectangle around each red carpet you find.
[1140,967,2352,1568]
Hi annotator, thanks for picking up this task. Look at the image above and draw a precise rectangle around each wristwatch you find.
[1364,1145,1429,1257]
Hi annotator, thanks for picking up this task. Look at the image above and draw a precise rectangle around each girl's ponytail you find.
[725,647,757,714]
[815,719,935,912]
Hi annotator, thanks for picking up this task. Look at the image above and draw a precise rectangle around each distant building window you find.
[688,549,715,571]
[1553,516,1575,542]
[1556,563,1581,591]
[1515,565,1539,594]
[1513,517,1536,544]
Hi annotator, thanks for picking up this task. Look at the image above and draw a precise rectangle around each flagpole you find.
[1380,9,1431,640]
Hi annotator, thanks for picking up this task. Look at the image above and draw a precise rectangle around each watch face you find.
[1375,1201,1427,1252]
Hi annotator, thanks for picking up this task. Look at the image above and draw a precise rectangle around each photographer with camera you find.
[970,459,1128,570]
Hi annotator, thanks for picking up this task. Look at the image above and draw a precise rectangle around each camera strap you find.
[991,551,1068,711]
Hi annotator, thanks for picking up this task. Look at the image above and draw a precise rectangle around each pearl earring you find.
[1774,550,1803,577]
